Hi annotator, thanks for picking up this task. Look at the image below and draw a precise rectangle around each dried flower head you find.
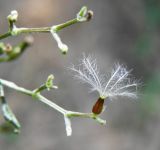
[70,54,139,100]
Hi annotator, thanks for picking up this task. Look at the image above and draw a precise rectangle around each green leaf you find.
[1,99,21,133]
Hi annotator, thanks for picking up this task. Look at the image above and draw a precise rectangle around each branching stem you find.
[0,78,106,125]
[0,10,87,40]
[0,32,11,40]
[0,6,99,136]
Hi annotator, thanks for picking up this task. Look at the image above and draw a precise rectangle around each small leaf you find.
[1,99,21,133]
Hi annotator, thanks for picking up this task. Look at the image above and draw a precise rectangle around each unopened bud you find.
[58,43,68,55]
[7,10,18,22]
[77,6,93,22]
[45,74,55,90]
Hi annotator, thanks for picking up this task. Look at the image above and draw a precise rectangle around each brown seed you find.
[92,97,104,114]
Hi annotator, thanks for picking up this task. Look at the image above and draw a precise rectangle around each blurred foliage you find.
[131,0,160,123]
[145,0,160,29]
[133,0,160,122]
[135,0,160,57]
[134,34,152,57]
[141,73,160,114]
[0,122,19,134]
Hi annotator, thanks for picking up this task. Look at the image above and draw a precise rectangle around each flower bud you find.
[45,74,54,90]
[7,10,18,22]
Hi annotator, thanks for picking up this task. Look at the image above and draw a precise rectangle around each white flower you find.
[70,54,139,99]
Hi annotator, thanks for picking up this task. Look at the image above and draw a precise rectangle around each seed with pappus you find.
[70,54,139,115]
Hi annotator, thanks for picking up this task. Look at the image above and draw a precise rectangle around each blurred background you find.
[0,0,160,150]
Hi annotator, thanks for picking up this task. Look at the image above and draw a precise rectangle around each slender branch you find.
[0,6,93,55]
[15,18,77,34]
[0,7,99,136]
[14,27,51,34]
[0,78,106,136]
[36,94,66,114]
[0,7,92,40]
[0,78,106,125]
[0,32,11,40]
[0,79,65,113]
[33,84,48,93]
[54,18,78,31]
[0,36,33,62]
[8,19,77,36]
[66,111,106,125]
[0,79,33,95]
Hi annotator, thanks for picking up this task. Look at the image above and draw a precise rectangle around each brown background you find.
[0,0,160,150]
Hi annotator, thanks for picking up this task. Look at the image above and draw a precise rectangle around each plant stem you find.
[0,79,33,95]
[54,19,78,31]
[33,84,47,93]
[0,18,79,40]
[14,18,78,34]
[66,111,106,125]
[17,27,51,34]
[36,94,66,114]
[0,78,106,125]
[0,32,11,40]
[0,79,66,114]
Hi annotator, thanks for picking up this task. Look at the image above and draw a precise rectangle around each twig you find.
[0,78,106,136]
[0,6,93,54]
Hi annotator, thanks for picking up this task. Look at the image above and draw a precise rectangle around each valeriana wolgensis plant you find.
[0,6,140,136]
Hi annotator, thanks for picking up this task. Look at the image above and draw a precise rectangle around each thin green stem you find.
[0,32,11,40]
[66,111,93,118]
[66,111,106,125]
[0,78,106,125]
[18,19,78,33]
[15,18,78,34]
[0,18,79,40]
[17,27,51,33]
[33,84,47,93]
[36,94,66,114]
[0,79,66,114]
[0,79,33,96]
[54,19,78,31]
